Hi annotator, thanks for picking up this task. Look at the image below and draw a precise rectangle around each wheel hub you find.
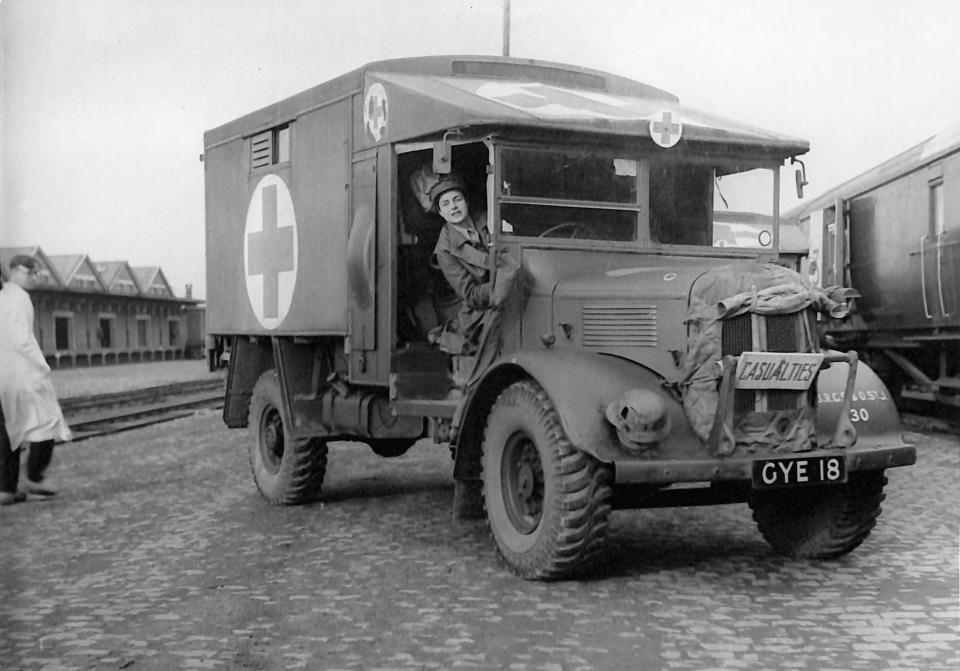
[501,434,544,534]
[260,408,284,473]
[517,462,535,499]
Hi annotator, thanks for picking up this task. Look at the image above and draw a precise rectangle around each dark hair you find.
[9,254,39,271]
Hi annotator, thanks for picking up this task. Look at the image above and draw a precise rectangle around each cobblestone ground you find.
[1,412,957,671]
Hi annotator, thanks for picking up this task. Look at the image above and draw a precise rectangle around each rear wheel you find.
[248,370,327,505]
[749,470,887,558]
[482,380,613,579]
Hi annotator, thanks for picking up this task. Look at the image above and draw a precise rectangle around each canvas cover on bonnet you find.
[679,263,852,454]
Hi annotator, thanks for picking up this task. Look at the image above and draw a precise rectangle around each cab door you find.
[348,153,379,382]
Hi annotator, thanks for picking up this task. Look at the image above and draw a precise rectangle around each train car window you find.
[930,180,945,234]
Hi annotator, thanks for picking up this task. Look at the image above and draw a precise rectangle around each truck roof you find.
[204,55,809,157]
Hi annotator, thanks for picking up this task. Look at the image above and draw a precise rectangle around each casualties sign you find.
[735,352,825,390]
[244,174,298,330]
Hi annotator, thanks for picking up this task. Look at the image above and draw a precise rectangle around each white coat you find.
[0,282,71,449]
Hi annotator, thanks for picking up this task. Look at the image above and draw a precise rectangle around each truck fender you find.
[453,349,696,483]
[815,351,909,449]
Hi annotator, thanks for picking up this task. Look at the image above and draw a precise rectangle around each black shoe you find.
[0,492,27,506]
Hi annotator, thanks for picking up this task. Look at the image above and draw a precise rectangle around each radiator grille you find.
[766,314,799,352]
[720,313,805,355]
[582,304,657,347]
[721,313,753,356]
[721,312,807,413]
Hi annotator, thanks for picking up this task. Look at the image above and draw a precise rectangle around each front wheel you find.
[749,470,887,559]
[482,380,613,579]
[248,370,328,505]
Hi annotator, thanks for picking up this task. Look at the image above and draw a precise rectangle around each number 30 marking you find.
[849,408,870,422]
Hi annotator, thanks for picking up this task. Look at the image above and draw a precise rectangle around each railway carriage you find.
[789,125,960,409]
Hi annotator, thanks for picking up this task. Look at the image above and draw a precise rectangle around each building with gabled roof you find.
[1,246,201,368]
[47,254,109,293]
[96,261,145,295]
[132,266,174,298]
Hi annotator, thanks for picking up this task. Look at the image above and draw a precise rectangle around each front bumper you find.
[612,442,916,485]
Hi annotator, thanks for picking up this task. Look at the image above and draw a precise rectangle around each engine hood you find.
[550,261,716,302]
[543,259,725,379]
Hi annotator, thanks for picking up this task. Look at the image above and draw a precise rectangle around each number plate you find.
[752,455,847,489]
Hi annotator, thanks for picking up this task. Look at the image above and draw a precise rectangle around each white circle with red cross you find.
[649,109,683,148]
[363,82,388,141]
[244,174,298,330]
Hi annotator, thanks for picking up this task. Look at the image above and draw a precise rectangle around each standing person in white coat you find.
[0,255,70,505]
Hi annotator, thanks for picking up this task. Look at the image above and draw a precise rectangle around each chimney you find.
[185,283,193,299]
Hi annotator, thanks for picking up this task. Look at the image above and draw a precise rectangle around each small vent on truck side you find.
[251,131,273,169]
[581,303,657,347]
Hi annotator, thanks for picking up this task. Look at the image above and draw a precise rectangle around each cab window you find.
[650,160,776,249]
[498,146,639,241]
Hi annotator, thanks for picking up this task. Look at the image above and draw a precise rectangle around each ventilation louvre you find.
[251,131,273,169]
[581,303,657,347]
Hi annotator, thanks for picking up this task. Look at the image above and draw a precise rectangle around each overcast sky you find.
[2,0,958,299]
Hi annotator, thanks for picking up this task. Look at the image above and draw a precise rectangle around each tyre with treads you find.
[482,380,613,579]
[749,470,887,558]
[248,370,328,505]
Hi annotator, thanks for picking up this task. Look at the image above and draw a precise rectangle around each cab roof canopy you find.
[205,55,808,158]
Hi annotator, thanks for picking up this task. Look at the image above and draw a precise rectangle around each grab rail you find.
[936,234,950,317]
[919,235,933,318]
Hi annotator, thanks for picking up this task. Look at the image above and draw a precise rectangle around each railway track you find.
[62,379,224,441]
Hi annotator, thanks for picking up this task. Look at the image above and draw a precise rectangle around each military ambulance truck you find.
[204,56,915,579]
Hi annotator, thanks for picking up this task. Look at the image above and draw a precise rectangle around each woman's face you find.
[437,190,468,225]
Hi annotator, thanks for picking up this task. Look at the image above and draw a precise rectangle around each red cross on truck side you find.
[247,184,294,319]
[367,96,386,128]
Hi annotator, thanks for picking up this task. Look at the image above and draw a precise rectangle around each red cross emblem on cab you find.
[649,110,683,148]
[364,82,388,142]
[244,174,299,329]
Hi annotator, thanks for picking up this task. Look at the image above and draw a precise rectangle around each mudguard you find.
[457,348,702,465]
[815,350,911,451]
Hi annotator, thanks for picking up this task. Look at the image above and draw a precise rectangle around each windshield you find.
[497,146,778,247]
[498,147,639,241]
[650,162,776,248]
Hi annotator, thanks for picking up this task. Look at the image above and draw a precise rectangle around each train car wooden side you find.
[790,125,960,407]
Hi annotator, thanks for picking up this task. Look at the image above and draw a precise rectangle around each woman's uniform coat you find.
[433,213,492,354]
[0,282,71,450]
